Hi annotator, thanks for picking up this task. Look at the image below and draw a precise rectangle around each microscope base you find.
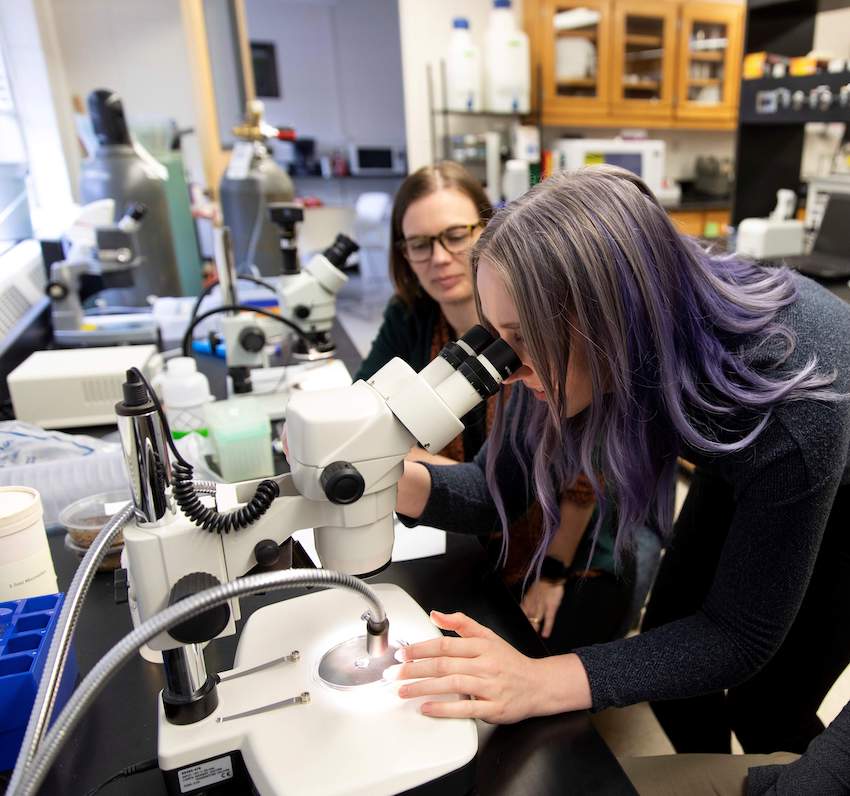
[158,583,477,796]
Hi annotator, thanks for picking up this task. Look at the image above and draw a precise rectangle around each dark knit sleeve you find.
[397,387,535,534]
[575,409,850,711]
[746,700,850,795]
[352,300,413,383]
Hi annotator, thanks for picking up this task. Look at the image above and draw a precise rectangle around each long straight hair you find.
[475,166,838,573]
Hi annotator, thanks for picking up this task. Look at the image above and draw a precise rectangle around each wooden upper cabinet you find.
[674,2,744,125]
[539,0,613,124]
[611,0,677,121]
[527,0,744,129]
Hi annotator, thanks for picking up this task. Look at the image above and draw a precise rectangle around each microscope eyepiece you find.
[322,234,359,268]
[458,324,496,355]
[418,324,500,389]
[479,338,522,381]
[457,339,521,400]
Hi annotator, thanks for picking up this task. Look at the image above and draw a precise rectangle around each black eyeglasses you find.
[398,223,483,263]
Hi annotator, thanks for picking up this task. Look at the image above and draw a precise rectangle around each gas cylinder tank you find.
[220,147,294,276]
[79,89,182,302]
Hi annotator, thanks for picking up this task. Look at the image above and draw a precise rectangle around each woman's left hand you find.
[386,610,573,724]
[521,579,565,639]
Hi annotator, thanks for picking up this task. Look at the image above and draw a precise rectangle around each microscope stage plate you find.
[157,583,477,796]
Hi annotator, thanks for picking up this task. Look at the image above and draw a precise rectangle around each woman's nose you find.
[430,239,452,264]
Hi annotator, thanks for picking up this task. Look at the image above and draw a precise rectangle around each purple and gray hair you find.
[474,166,837,573]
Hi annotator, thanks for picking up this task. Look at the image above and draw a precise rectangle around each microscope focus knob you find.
[321,461,365,505]
[294,304,311,320]
[167,572,231,644]
[239,326,266,353]
[254,539,281,568]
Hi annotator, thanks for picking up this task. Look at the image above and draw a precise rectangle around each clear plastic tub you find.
[58,490,130,548]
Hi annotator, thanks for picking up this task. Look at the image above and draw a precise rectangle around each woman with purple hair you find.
[390,166,850,771]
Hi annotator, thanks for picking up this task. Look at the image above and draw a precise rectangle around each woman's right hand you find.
[395,460,432,519]
[280,424,289,460]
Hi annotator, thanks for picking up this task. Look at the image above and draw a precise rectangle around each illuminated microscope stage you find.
[158,584,477,796]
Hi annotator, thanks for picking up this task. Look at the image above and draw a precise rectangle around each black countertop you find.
[31,533,635,796]
[6,320,636,796]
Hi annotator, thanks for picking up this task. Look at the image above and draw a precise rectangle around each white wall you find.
[244,0,405,151]
[398,0,525,172]
[48,0,205,187]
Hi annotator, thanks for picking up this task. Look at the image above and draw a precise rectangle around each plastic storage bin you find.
[204,398,274,482]
[0,593,77,771]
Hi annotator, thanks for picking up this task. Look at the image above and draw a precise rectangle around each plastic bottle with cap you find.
[447,17,482,112]
[0,486,58,600]
[484,0,531,113]
[157,357,213,438]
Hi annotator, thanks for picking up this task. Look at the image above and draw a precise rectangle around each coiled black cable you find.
[128,367,280,534]
[171,460,279,533]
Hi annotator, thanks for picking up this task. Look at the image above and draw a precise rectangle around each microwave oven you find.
[348,144,407,176]
[554,139,666,196]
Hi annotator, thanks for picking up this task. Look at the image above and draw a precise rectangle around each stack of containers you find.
[444,2,531,115]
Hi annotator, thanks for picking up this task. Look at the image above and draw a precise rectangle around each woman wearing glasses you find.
[354,161,632,653]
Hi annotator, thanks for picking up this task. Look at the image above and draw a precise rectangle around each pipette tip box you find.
[0,593,77,772]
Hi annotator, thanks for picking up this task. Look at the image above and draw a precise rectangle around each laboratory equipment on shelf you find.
[10,324,520,796]
[7,345,162,430]
[80,89,182,300]
[46,200,161,348]
[736,188,805,260]
[446,17,482,112]
[484,0,530,113]
[220,100,297,276]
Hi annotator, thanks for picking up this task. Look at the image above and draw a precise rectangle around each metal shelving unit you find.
[426,60,541,167]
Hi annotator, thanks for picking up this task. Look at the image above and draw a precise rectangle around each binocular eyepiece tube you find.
[418,324,501,388]
[434,338,521,420]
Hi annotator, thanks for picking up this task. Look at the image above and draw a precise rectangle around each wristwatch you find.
[540,555,572,584]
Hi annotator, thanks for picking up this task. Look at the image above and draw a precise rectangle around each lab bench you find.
[0,322,636,795]
[25,531,636,796]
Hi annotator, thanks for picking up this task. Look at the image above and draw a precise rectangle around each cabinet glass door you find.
[676,3,743,124]
[542,0,611,122]
[611,1,676,120]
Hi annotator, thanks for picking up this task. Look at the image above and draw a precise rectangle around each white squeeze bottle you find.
[484,0,531,113]
[158,357,213,438]
[447,17,482,112]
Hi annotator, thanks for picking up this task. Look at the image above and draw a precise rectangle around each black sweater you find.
[748,699,850,794]
[399,273,850,711]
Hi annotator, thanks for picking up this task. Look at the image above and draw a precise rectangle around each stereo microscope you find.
[115,324,519,794]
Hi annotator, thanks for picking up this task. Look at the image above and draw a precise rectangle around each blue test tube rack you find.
[0,593,77,772]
